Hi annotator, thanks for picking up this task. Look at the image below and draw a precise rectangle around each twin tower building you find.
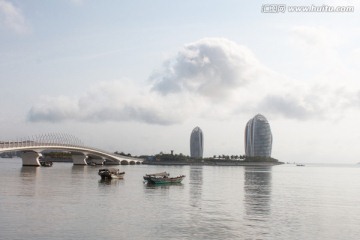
[190,114,273,158]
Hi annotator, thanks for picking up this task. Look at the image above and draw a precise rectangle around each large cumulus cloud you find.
[28,38,266,124]
[27,37,360,125]
[150,38,264,100]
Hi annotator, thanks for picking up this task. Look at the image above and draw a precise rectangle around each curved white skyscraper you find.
[245,114,272,157]
[190,126,204,158]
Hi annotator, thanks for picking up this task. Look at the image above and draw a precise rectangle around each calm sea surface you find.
[1,158,360,240]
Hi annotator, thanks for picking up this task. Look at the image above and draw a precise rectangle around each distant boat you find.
[40,161,53,167]
[98,168,125,179]
[143,172,185,184]
[296,164,305,167]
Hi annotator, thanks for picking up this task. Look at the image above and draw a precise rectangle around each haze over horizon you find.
[1,0,360,163]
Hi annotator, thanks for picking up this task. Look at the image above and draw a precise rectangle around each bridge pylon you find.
[71,153,88,165]
[22,151,43,166]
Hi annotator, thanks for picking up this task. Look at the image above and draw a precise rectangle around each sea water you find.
[1,158,360,240]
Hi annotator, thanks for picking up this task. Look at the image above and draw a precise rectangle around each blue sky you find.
[1,0,360,163]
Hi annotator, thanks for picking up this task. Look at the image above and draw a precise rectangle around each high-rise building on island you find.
[190,126,204,158]
[244,114,272,157]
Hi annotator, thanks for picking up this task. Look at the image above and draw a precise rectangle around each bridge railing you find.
[0,141,85,149]
[0,133,143,162]
[0,133,85,149]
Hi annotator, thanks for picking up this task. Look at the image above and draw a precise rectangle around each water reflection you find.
[19,167,39,196]
[20,166,39,177]
[189,166,203,208]
[71,165,88,175]
[98,178,121,186]
[144,182,183,189]
[244,166,272,218]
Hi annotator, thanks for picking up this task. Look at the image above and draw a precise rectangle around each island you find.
[141,153,283,166]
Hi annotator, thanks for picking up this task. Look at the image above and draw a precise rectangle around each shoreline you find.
[143,160,284,166]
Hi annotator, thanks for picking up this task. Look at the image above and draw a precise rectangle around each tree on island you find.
[244,155,279,162]
[114,151,134,157]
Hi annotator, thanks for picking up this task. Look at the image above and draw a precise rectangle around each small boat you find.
[98,168,125,179]
[296,164,305,167]
[143,172,185,184]
[40,161,53,167]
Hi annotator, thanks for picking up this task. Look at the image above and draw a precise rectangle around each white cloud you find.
[256,94,325,120]
[289,26,343,68]
[28,38,269,125]
[0,0,29,34]
[28,81,195,125]
[27,37,360,125]
[251,82,360,121]
[291,26,339,49]
[150,38,265,101]
[28,96,79,122]
[288,25,360,89]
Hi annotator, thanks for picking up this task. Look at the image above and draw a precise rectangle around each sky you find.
[1,0,360,163]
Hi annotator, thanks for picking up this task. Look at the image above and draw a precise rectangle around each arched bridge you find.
[0,133,143,166]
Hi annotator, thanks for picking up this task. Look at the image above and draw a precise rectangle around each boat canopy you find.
[145,172,169,177]
[99,168,119,173]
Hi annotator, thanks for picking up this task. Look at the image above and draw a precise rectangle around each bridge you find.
[0,133,143,166]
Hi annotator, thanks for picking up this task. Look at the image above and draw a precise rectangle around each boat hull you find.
[40,161,53,167]
[98,168,125,179]
[109,173,124,179]
[144,175,185,184]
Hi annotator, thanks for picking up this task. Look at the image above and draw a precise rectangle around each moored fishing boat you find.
[98,168,125,179]
[40,160,53,167]
[143,172,185,184]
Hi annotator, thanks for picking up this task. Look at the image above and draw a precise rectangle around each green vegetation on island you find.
[141,152,283,166]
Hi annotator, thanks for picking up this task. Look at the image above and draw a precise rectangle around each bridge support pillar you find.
[22,152,42,166]
[72,154,88,165]
[90,158,105,165]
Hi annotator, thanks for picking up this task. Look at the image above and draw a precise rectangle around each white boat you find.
[98,168,125,179]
